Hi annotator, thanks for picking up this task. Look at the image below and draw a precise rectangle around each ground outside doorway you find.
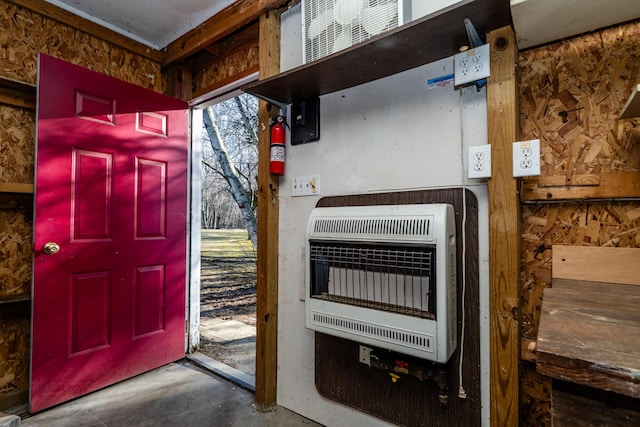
[198,229,257,377]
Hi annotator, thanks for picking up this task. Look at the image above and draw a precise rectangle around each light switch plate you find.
[292,175,320,196]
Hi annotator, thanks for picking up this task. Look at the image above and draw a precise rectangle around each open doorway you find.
[194,92,259,382]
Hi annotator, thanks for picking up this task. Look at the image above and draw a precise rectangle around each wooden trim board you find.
[521,172,640,201]
[552,245,640,286]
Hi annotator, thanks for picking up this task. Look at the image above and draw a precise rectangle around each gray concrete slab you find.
[200,319,256,344]
[21,359,320,427]
[200,319,256,376]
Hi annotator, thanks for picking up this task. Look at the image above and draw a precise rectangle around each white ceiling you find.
[511,0,640,49]
[45,0,236,50]
[45,0,640,53]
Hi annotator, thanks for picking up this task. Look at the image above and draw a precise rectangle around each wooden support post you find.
[487,26,520,427]
[255,8,280,409]
[165,63,193,102]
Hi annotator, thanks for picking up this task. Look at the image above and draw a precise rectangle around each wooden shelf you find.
[537,279,640,399]
[521,171,640,202]
[243,0,511,104]
[0,182,34,209]
[0,76,37,110]
[0,294,31,316]
[0,182,34,194]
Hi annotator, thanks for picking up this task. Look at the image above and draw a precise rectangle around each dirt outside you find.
[199,229,257,374]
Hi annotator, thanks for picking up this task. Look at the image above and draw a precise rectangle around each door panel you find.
[134,265,166,337]
[72,149,113,240]
[32,54,188,412]
[136,158,167,238]
[69,271,111,355]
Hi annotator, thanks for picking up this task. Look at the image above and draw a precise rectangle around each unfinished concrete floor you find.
[20,358,320,427]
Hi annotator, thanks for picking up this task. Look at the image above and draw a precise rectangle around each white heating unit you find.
[305,203,457,363]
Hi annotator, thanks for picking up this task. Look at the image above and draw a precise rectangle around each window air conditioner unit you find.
[305,203,457,363]
[302,0,410,63]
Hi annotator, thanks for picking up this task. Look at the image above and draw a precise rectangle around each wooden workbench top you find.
[536,278,640,398]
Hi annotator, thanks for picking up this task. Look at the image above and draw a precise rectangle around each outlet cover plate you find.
[454,43,490,86]
[512,139,541,177]
[359,345,372,366]
[468,144,492,179]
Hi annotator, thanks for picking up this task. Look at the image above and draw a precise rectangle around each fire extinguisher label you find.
[270,145,285,162]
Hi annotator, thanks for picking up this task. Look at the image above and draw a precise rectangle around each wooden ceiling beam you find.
[7,0,163,62]
[163,0,290,68]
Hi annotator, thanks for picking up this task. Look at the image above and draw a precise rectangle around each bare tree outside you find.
[199,93,259,376]
[201,94,259,247]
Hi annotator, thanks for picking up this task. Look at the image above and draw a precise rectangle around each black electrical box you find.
[290,97,320,145]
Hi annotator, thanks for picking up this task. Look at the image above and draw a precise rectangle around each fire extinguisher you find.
[270,115,286,176]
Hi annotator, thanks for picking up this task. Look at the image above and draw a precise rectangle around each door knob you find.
[42,242,60,255]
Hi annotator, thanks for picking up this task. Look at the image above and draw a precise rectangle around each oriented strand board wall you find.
[519,21,640,180]
[0,2,163,90]
[0,210,32,297]
[0,0,165,406]
[518,20,640,426]
[0,106,34,184]
[192,43,259,97]
[520,202,640,424]
[0,316,29,405]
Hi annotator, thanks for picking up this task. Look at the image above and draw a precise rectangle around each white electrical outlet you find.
[468,144,492,179]
[512,139,541,177]
[292,175,320,196]
[454,43,490,86]
[359,345,372,366]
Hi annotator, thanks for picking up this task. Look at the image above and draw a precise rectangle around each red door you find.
[31,54,188,412]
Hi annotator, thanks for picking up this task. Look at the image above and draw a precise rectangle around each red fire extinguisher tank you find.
[270,115,286,175]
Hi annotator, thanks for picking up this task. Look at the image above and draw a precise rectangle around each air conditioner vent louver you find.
[313,217,431,238]
[311,311,434,353]
[302,0,404,64]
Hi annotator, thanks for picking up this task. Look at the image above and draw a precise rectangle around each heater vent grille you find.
[311,311,434,353]
[309,241,435,317]
[312,216,431,240]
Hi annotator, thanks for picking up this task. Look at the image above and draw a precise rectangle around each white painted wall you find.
[276,5,490,426]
